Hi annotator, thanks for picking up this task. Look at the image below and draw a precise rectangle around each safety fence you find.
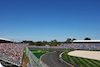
[26,47,50,67]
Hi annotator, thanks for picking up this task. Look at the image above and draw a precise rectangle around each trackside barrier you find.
[28,45,100,50]
[26,47,50,67]
[59,52,77,67]
[61,55,77,67]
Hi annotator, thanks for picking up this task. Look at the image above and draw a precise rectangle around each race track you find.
[41,51,68,67]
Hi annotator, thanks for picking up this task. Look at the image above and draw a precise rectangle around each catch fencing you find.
[26,47,50,67]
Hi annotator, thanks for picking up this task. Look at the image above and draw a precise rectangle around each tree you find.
[50,39,58,46]
[21,40,35,46]
[29,41,34,46]
[53,39,57,43]
[58,42,62,45]
[36,41,44,46]
[66,38,72,43]
[84,37,91,40]
[43,41,48,45]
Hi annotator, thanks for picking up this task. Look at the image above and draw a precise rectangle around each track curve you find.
[41,51,68,67]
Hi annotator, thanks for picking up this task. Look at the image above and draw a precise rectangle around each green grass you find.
[30,50,52,59]
[63,50,100,67]
[22,48,31,66]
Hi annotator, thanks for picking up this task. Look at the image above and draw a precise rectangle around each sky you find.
[0,0,100,42]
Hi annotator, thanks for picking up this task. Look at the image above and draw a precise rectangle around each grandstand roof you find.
[73,40,100,43]
[0,38,13,42]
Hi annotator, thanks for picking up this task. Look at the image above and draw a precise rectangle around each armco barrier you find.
[59,52,77,67]
[61,55,77,67]
[26,47,50,67]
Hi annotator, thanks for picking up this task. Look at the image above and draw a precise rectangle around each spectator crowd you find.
[0,43,24,66]
[60,43,100,50]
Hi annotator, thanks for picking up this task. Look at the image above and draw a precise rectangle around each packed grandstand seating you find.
[0,43,24,66]
[60,43,100,50]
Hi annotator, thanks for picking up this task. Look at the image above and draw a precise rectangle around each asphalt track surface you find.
[41,51,68,67]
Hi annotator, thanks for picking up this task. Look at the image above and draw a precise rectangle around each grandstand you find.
[0,43,24,66]
[60,40,100,50]
[0,38,49,67]
[0,38,24,67]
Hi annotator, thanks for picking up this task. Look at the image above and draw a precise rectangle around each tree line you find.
[18,37,91,46]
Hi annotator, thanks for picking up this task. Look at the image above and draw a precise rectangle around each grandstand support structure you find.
[0,55,21,67]
[26,47,49,67]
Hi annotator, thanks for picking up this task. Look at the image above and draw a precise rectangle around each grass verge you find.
[63,50,100,67]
